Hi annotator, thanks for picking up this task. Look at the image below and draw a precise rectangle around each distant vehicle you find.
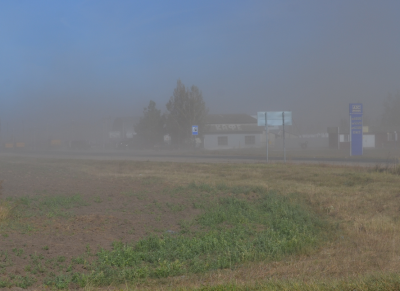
[69,140,91,150]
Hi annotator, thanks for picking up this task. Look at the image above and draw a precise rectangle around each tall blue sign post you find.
[349,103,363,156]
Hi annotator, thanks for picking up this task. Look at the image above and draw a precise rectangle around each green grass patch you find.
[1,183,330,289]
[5,194,88,219]
[0,275,36,289]
[47,184,329,288]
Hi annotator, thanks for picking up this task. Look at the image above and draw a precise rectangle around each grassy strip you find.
[42,184,328,289]
[0,201,10,223]
[5,193,88,219]
[0,275,36,289]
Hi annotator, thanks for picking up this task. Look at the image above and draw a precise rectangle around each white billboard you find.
[258,111,292,126]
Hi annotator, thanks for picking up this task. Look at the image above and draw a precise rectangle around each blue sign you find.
[192,125,198,135]
[349,103,363,156]
[349,103,363,115]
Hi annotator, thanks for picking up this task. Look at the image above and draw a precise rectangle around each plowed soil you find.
[0,158,201,289]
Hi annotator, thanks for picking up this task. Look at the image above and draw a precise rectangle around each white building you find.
[203,114,265,150]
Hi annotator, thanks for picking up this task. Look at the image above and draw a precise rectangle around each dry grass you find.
[1,156,400,290]
[76,160,400,288]
[202,146,400,161]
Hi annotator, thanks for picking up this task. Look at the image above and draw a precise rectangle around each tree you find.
[381,92,400,130]
[166,80,207,146]
[339,118,349,132]
[134,100,165,146]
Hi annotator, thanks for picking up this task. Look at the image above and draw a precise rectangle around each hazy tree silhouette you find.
[135,100,165,146]
[381,92,400,130]
[166,80,207,146]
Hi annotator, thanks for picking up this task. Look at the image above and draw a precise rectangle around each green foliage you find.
[0,183,329,289]
[166,79,208,145]
[8,194,88,220]
[12,248,23,256]
[165,202,186,212]
[28,252,46,275]
[0,251,12,268]
[66,185,327,287]
[135,100,166,147]
[38,194,88,210]
[0,275,35,289]
[44,273,72,289]
[71,256,85,265]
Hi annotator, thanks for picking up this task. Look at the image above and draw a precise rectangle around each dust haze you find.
[3,2,400,289]
[1,1,400,155]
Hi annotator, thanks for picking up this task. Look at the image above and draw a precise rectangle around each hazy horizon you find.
[1,1,400,136]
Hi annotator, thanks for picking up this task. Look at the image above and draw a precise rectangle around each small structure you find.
[203,114,264,150]
[339,126,376,149]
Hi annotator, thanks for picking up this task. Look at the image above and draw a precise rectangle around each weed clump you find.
[371,163,400,175]
[6,194,89,219]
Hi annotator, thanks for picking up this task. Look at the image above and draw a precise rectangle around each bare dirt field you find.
[0,158,208,289]
[1,156,400,290]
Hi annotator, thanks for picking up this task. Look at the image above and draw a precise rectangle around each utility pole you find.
[265,112,268,163]
[282,111,286,163]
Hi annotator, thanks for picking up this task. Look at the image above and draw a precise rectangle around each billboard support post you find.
[258,111,292,163]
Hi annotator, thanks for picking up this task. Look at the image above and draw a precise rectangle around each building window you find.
[245,135,255,145]
[218,136,228,146]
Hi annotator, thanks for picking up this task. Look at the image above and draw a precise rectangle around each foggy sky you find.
[1,0,400,132]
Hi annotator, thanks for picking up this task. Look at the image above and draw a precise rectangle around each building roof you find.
[206,114,257,125]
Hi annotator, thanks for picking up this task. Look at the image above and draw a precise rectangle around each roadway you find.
[0,148,397,167]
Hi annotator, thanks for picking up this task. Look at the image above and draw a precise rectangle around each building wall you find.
[363,134,375,148]
[204,133,264,150]
[339,134,376,148]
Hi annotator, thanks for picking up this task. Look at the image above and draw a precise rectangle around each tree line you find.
[135,83,400,148]
[381,92,400,131]
[134,80,207,147]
